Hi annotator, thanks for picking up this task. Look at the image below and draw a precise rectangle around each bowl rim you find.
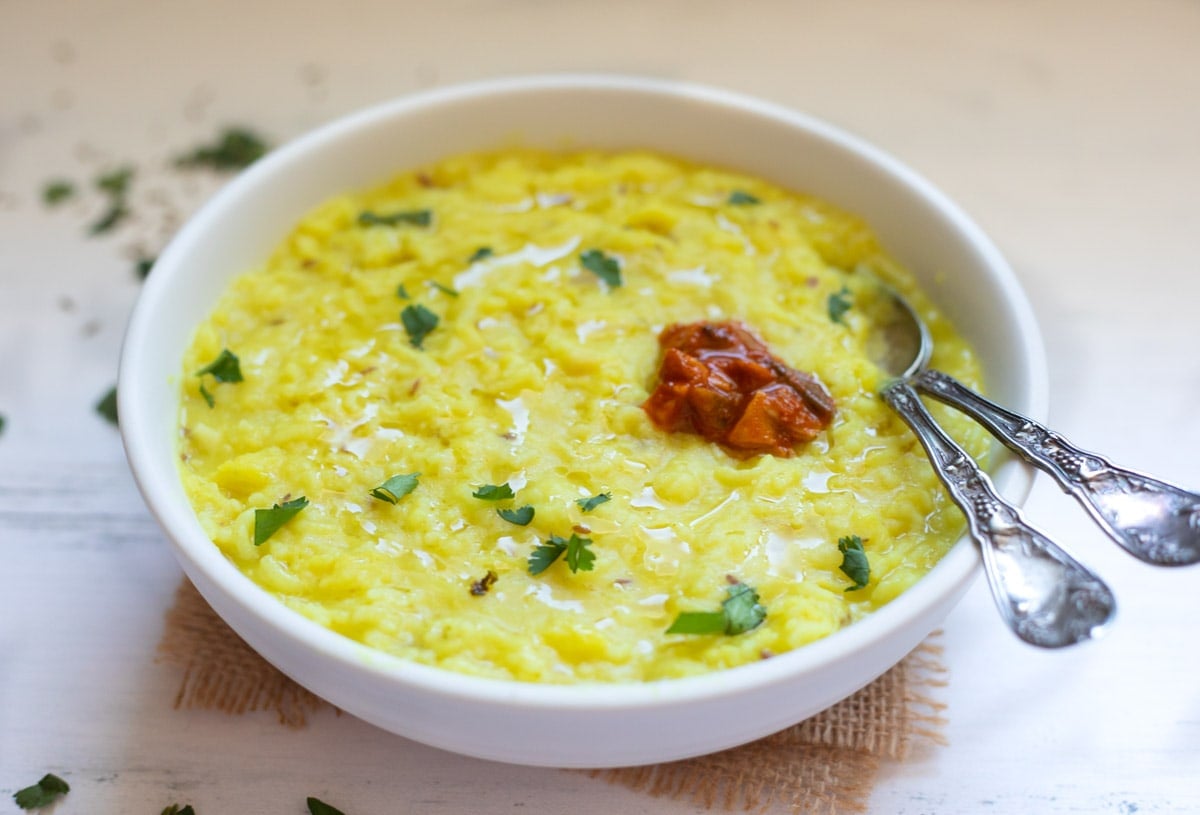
[119,73,1046,712]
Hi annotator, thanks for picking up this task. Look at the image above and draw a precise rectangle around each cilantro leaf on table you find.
[176,127,270,171]
[306,798,346,815]
[13,773,70,810]
[95,384,118,425]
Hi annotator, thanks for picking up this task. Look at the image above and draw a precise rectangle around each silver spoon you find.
[868,290,1116,648]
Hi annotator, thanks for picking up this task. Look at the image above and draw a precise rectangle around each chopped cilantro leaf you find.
[576,492,611,513]
[497,505,535,525]
[198,382,214,408]
[728,190,760,205]
[428,280,459,297]
[96,384,118,425]
[161,805,196,815]
[0,414,6,436]
[176,127,270,171]
[306,798,346,815]
[135,255,156,279]
[528,533,595,575]
[401,303,438,349]
[828,286,853,325]
[396,283,410,300]
[722,583,767,633]
[838,535,870,591]
[580,249,622,287]
[665,610,727,635]
[13,773,70,810]
[370,473,420,504]
[253,496,309,546]
[42,180,75,205]
[196,349,243,383]
[95,166,134,197]
[667,582,766,636]
[358,209,432,227]
[468,246,493,263]
[472,483,514,501]
[89,201,130,235]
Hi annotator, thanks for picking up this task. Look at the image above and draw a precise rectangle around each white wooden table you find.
[3,1,1199,811]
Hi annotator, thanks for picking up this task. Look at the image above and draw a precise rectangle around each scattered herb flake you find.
[0,414,5,436]
[370,473,420,504]
[472,483,515,501]
[428,280,459,297]
[468,246,493,263]
[161,805,196,815]
[96,384,118,425]
[42,179,75,205]
[306,798,346,815]
[358,209,432,228]
[728,190,761,205]
[497,505,535,526]
[401,303,438,349]
[13,773,70,810]
[470,570,499,596]
[828,286,853,325]
[838,535,870,591]
[253,496,309,546]
[198,382,214,408]
[88,201,130,235]
[176,127,270,171]
[580,249,622,288]
[135,255,156,279]
[576,492,611,513]
[196,348,243,383]
[396,283,411,300]
[95,165,134,197]
[667,583,766,636]
[529,533,595,575]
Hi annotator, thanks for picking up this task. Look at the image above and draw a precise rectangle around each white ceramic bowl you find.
[119,75,1046,768]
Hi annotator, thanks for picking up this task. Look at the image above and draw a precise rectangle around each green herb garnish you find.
[306,798,346,815]
[528,533,594,575]
[135,255,156,279]
[401,303,438,349]
[580,249,622,288]
[370,473,420,504]
[576,492,611,512]
[161,805,196,815]
[96,384,118,425]
[428,280,459,297]
[728,190,760,205]
[667,583,766,635]
[42,180,75,205]
[828,286,853,325]
[176,127,270,171]
[396,283,410,300]
[358,209,432,227]
[196,348,243,383]
[89,201,129,235]
[468,246,494,263]
[195,348,243,406]
[96,166,134,197]
[253,496,309,546]
[838,535,870,591]
[472,483,514,501]
[13,773,70,810]
[497,505,535,526]
[0,414,6,436]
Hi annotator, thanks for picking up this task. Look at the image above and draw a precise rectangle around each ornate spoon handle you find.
[913,369,1200,566]
[882,381,1115,648]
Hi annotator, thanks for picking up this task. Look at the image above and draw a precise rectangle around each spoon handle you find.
[882,381,1115,648]
[913,369,1200,567]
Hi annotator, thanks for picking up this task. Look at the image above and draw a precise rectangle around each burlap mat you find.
[158,579,947,813]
